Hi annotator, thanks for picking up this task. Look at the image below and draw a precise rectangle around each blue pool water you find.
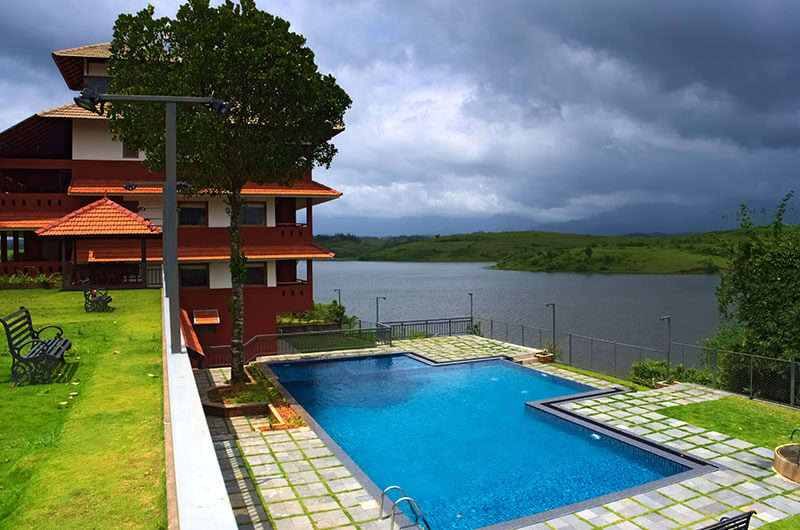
[271,355,687,529]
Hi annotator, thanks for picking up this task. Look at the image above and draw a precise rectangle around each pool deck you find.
[195,335,800,529]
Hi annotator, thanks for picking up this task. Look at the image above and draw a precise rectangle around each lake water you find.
[312,261,720,350]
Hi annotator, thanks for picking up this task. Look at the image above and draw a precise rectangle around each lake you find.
[312,261,720,350]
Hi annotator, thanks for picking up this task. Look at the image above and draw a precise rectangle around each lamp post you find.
[74,89,229,353]
[376,296,386,325]
[546,303,556,354]
[334,288,341,306]
[660,315,672,380]
[468,292,473,325]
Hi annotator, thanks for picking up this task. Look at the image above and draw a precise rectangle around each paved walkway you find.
[197,336,800,529]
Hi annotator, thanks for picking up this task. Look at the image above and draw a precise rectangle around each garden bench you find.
[1,306,71,386]
[700,511,755,529]
[81,279,113,312]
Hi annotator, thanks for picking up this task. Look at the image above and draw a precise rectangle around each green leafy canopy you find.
[107,0,352,193]
[715,191,800,359]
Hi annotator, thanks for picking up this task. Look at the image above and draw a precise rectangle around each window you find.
[241,203,266,225]
[179,202,207,225]
[244,264,266,285]
[179,265,209,287]
[122,142,139,159]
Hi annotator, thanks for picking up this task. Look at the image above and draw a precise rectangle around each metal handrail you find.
[391,497,431,530]
[379,485,406,518]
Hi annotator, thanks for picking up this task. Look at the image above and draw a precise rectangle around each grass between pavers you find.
[660,396,800,530]
[660,395,800,450]
[0,288,165,529]
[550,362,650,391]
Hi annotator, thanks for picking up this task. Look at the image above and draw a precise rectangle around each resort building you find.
[0,43,341,365]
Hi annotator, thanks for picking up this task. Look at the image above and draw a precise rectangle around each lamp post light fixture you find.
[334,288,341,306]
[468,292,473,325]
[660,315,672,380]
[376,296,387,325]
[545,303,556,355]
[74,88,230,353]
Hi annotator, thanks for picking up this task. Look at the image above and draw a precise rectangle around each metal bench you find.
[81,279,113,312]
[700,511,756,529]
[1,306,71,386]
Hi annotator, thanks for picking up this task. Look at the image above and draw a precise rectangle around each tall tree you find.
[107,0,351,383]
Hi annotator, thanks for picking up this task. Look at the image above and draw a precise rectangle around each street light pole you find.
[376,296,386,324]
[546,303,556,354]
[660,315,672,380]
[74,90,229,354]
[468,292,473,325]
[334,288,341,306]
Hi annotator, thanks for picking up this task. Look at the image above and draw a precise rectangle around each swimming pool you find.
[269,354,706,529]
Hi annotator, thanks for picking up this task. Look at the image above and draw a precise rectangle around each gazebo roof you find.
[35,197,162,238]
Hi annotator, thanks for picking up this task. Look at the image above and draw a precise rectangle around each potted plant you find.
[535,349,555,363]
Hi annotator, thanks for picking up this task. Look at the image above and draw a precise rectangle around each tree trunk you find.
[229,188,246,384]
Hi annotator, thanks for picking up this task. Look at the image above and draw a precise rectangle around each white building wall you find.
[72,120,145,161]
[208,198,229,227]
[266,197,276,227]
[209,262,231,289]
[136,197,164,227]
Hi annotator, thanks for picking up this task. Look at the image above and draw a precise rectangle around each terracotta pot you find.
[535,353,555,364]
[773,444,800,484]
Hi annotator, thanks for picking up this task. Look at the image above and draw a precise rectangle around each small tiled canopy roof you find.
[52,43,110,91]
[38,103,106,120]
[36,197,162,238]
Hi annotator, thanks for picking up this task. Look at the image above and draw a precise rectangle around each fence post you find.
[539,329,543,348]
[682,343,686,369]
[568,333,572,366]
[749,356,754,399]
[791,360,796,407]
[613,341,617,377]
[505,322,509,342]
[448,319,452,336]
[590,338,594,369]
[521,325,525,347]
[490,320,494,339]
[713,349,718,388]
[638,347,643,364]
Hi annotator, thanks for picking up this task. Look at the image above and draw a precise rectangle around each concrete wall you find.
[72,120,144,161]
[209,262,231,289]
[137,197,164,226]
[208,197,276,227]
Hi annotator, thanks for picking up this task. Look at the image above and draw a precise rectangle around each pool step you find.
[512,350,546,366]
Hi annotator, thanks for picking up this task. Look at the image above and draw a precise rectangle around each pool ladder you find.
[379,485,432,530]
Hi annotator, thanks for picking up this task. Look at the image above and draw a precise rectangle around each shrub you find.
[630,359,713,388]
[0,272,61,290]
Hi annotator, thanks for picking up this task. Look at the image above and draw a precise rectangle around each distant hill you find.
[314,227,800,274]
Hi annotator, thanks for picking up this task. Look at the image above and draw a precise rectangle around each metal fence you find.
[204,324,392,367]
[381,317,472,340]
[472,315,800,407]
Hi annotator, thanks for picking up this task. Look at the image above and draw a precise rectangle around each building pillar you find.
[60,239,67,289]
[1,231,6,263]
[12,232,19,261]
[71,239,78,285]
[307,259,312,287]
[306,198,313,231]
[140,238,147,287]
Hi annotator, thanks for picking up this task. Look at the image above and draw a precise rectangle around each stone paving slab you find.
[197,335,800,529]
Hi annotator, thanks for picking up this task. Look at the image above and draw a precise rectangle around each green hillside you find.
[314,227,800,274]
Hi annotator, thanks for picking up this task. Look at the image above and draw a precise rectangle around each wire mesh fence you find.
[470,316,800,407]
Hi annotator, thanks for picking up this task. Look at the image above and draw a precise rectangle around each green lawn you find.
[661,395,800,449]
[551,362,650,391]
[0,288,165,529]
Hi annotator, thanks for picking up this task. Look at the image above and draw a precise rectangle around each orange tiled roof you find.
[68,178,341,198]
[38,103,106,120]
[52,43,111,59]
[36,197,162,237]
[78,240,334,263]
[193,309,220,325]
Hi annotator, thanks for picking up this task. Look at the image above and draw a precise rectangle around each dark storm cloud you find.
[0,0,797,234]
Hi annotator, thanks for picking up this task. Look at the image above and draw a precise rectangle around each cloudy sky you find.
[1,1,798,235]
